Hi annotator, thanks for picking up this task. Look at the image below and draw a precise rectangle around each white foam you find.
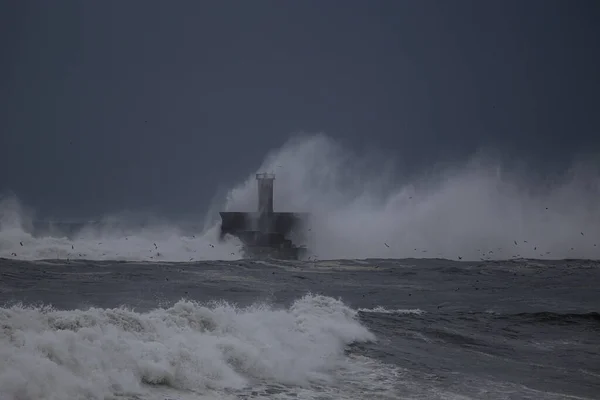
[0,196,242,261]
[224,134,600,261]
[2,133,600,262]
[358,306,425,315]
[0,294,377,400]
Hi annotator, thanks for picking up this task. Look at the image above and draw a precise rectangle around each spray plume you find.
[1,133,599,261]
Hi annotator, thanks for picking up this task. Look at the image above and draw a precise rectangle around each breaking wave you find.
[0,294,386,400]
[0,196,242,262]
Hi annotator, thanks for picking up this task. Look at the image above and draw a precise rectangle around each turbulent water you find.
[2,134,600,398]
[0,257,598,400]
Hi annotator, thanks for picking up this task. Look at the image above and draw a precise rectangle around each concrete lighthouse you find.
[218,173,308,259]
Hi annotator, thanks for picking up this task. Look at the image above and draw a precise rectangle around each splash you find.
[2,133,600,261]
[0,294,379,400]
[0,195,242,261]
[224,133,600,261]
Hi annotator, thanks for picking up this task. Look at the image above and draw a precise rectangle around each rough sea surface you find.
[0,257,598,400]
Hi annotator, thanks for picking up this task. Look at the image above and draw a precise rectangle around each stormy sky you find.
[1,0,599,219]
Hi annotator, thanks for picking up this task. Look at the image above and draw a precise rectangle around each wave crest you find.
[0,294,375,399]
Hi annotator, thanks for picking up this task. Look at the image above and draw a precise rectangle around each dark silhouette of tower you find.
[256,173,275,215]
[218,173,308,259]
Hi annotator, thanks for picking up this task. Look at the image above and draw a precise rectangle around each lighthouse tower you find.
[218,172,308,259]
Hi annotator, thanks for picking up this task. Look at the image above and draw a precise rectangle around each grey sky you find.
[1,0,599,218]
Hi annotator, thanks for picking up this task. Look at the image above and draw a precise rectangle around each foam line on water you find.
[358,306,425,315]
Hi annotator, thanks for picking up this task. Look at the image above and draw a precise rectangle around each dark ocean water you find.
[0,257,598,400]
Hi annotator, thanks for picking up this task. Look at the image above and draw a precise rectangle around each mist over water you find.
[1,133,600,261]
[0,196,242,262]
[225,134,600,260]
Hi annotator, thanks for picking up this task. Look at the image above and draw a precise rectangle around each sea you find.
[2,134,600,399]
[1,256,598,400]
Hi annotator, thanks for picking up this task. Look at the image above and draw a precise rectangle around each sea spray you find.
[2,133,600,261]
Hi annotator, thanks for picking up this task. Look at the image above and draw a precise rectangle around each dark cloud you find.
[1,0,599,218]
